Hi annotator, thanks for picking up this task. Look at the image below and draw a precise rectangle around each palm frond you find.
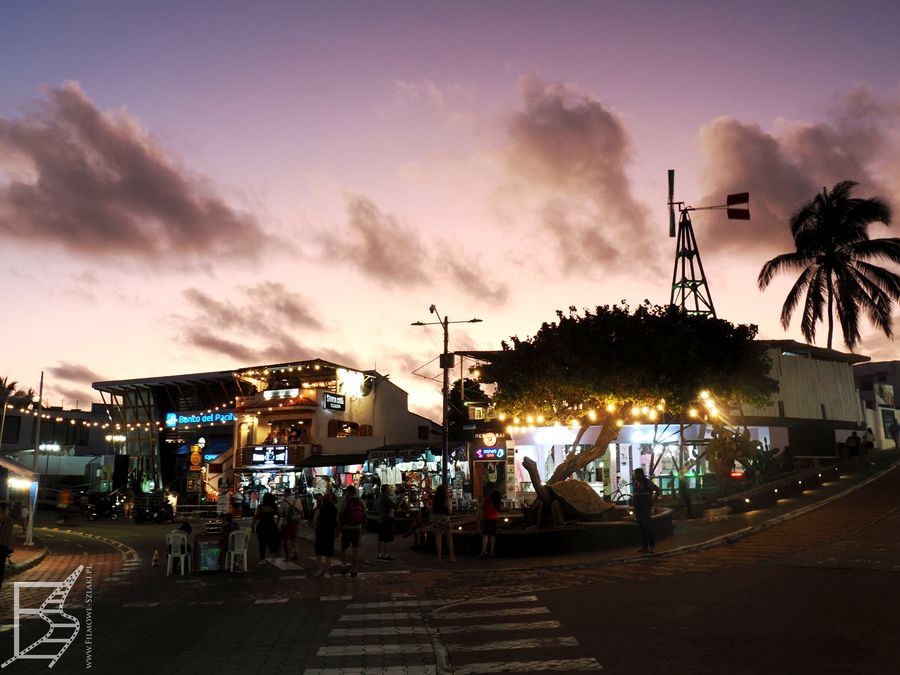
[799,268,827,344]
[758,252,811,289]
[848,238,900,266]
[778,265,816,329]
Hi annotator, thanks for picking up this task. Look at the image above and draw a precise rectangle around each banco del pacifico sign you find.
[165,409,236,429]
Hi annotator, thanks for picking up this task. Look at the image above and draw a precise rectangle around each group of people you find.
[845,428,878,465]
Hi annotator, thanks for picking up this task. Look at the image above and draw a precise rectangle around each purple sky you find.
[2,1,900,416]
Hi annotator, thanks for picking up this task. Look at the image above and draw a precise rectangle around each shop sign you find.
[323,392,346,411]
[369,448,429,461]
[474,447,506,460]
[165,409,236,429]
[264,388,300,400]
[250,445,288,467]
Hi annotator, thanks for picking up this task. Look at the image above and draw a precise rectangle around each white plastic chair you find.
[166,531,191,576]
[226,530,250,572]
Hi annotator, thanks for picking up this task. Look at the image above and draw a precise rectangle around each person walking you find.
[0,502,13,588]
[251,492,280,565]
[863,427,877,465]
[478,490,501,558]
[279,488,301,561]
[338,485,366,577]
[845,431,862,464]
[376,484,396,562]
[314,492,339,577]
[632,468,661,554]
[18,502,29,535]
[431,484,455,562]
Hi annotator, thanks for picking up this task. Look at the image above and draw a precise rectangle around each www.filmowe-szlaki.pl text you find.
[83,566,92,670]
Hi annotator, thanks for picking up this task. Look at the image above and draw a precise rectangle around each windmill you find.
[667,169,749,317]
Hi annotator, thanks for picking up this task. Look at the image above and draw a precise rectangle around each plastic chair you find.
[166,531,191,576]
[226,530,250,572]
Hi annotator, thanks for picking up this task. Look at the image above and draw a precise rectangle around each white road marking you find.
[454,657,603,673]
[189,601,225,605]
[280,575,307,580]
[438,620,562,634]
[338,611,422,621]
[254,597,289,604]
[446,636,579,652]
[320,595,353,601]
[330,626,429,637]
[347,600,444,608]
[436,607,550,620]
[317,642,435,656]
[123,602,160,607]
[270,559,303,570]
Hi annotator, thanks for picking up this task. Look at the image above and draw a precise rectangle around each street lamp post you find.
[412,305,482,488]
[26,371,43,547]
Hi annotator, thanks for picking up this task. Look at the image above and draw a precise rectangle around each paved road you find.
[1,466,899,673]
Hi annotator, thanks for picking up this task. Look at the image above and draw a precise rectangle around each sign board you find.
[323,392,346,411]
[249,445,288,467]
[197,539,221,572]
[165,409,236,429]
[474,447,506,461]
[875,383,896,408]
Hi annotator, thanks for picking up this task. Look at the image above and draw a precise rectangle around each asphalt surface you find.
[1,460,898,674]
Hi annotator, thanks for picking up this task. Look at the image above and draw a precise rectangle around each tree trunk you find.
[826,271,834,349]
[546,416,619,485]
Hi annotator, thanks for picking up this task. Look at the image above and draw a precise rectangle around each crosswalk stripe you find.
[338,611,422,621]
[316,642,435,656]
[320,595,352,601]
[254,598,288,604]
[463,595,538,605]
[436,607,550,620]
[270,559,303,570]
[454,657,603,674]
[438,620,561,634]
[347,600,444,608]
[446,636,578,652]
[330,626,429,637]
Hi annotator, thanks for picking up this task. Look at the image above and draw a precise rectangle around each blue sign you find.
[165,410,236,428]
[474,447,505,460]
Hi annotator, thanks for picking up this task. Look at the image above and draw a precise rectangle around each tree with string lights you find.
[479,302,778,485]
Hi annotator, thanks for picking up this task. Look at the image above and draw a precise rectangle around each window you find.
[417,426,429,440]
[327,419,359,438]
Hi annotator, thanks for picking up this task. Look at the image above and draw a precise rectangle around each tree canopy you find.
[480,302,778,424]
[758,180,900,350]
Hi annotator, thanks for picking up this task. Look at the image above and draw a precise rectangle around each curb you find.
[9,543,49,576]
[36,527,141,562]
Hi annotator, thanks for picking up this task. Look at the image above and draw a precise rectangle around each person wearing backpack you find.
[279,488,301,561]
[338,485,366,577]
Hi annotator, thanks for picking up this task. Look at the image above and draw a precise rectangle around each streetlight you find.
[26,372,43,547]
[412,305,482,488]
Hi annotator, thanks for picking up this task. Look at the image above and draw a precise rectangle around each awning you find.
[295,452,369,469]
[0,455,39,482]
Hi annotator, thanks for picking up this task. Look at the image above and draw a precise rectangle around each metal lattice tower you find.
[670,210,716,317]
[666,169,749,318]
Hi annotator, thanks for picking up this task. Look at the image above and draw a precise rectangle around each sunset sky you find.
[2,1,900,418]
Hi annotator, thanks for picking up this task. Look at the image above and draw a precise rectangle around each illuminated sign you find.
[164,410,236,428]
[250,445,288,466]
[264,388,300,400]
[474,447,506,460]
[323,392,346,411]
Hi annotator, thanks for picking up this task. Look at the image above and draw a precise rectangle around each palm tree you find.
[0,377,17,449]
[758,180,900,350]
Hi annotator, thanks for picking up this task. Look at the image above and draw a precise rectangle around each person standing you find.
[338,485,366,577]
[0,503,13,588]
[891,418,900,450]
[478,490,501,558]
[845,431,862,463]
[376,485,396,562]
[279,488,301,561]
[863,427,877,465]
[431,484,455,562]
[252,492,280,565]
[632,468,661,554]
[19,501,29,535]
[314,492,339,577]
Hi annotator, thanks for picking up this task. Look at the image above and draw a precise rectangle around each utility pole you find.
[25,371,43,547]
[412,306,482,488]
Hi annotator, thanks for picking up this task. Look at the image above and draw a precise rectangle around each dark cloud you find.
[48,361,104,384]
[506,75,653,273]
[179,283,335,364]
[319,195,509,303]
[55,386,99,408]
[0,82,265,262]
[699,86,900,255]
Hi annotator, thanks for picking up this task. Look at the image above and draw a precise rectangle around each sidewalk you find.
[297,457,899,574]
[6,531,48,577]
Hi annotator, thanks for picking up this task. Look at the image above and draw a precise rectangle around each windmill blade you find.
[668,169,676,237]
[726,191,750,220]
